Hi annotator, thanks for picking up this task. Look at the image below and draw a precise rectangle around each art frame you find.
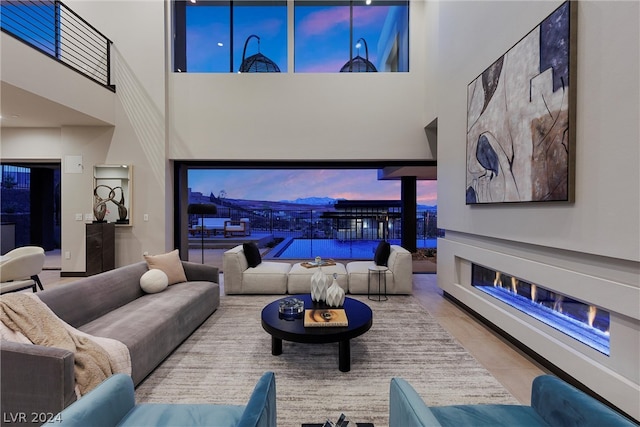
[466,1,576,205]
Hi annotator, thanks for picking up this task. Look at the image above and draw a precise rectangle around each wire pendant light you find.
[340,38,377,72]
[239,34,281,73]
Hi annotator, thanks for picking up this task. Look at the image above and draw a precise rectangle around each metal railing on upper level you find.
[1,0,114,91]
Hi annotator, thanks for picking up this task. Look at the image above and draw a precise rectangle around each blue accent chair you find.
[389,374,638,427]
[55,372,276,427]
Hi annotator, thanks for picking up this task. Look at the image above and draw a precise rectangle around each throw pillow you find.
[143,249,187,285]
[243,242,262,268]
[140,269,169,293]
[374,241,391,266]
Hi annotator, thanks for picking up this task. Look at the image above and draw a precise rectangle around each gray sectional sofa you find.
[0,260,220,425]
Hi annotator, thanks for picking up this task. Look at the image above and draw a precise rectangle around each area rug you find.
[135,294,518,426]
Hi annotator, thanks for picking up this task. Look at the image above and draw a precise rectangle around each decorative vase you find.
[325,273,345,307]
[310,267,327,303]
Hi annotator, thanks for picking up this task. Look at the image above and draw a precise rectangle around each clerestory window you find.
[294,0,409,73]
[172,0,409,73]
[173,0,288,73]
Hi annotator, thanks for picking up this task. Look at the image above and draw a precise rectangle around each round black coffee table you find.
[261,294,373,372]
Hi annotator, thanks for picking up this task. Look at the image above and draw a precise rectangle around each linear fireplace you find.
[472,264,610,355]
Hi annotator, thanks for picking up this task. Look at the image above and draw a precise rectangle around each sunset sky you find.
[188,169,437,206]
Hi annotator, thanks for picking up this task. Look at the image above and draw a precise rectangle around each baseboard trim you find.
[442,290,637,424]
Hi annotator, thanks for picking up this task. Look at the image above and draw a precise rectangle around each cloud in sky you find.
[189,169,437,205]
[353,6,391,29]
[296,6,350,38]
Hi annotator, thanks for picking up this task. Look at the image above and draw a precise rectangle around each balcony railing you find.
[188,207,442,248]
[1,0,114,91]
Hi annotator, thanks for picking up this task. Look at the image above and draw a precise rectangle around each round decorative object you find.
[278,297,304,320]
[310,267,327,302]
[140,269,169,293]
[325,274,345,308]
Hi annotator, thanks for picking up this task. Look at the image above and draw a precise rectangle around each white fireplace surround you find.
[437,232,639,419]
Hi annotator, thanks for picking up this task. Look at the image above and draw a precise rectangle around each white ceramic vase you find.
[310,268,327,302]
[325,274,345,307]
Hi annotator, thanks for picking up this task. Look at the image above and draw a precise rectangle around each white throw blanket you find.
[0,293,131,397]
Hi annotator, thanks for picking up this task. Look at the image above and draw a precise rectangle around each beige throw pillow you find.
[143,249,187,285]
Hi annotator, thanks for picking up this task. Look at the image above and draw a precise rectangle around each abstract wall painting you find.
[466,1,576,204]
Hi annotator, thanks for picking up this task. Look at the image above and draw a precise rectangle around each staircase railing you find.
[1,0,114,91]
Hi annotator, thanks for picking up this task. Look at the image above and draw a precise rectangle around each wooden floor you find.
[411,274,548,404]
[38,250,547,405]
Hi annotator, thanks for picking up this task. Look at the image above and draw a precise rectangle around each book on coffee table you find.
[304,309,348,327]
[301,259,337,268]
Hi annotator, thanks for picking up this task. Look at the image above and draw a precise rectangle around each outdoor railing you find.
[1,0,114,90]
[188,207,442,248]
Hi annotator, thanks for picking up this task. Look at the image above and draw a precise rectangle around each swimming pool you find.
[270,238,437,259]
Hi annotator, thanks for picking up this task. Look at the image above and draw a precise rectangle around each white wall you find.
[436,1,639,419]
[62,0,169,267]
[0,128,61,160]
[169,73,430,161]
[0,33,115,126]
[437,0,639,261]
[167,1,431,161]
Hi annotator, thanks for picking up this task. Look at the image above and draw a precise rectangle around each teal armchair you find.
[389,375,637,427]
[56,372,276,427]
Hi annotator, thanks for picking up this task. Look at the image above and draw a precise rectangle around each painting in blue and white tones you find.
[466,2,572,204]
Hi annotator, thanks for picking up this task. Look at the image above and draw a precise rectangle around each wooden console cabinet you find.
[86,222,115,276]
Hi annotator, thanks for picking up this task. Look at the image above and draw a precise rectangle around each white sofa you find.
[223,245,291,294]
[223,244,413,295]
[346,245,413,294]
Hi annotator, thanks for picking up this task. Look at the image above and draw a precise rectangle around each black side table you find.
[367,265,388,301]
